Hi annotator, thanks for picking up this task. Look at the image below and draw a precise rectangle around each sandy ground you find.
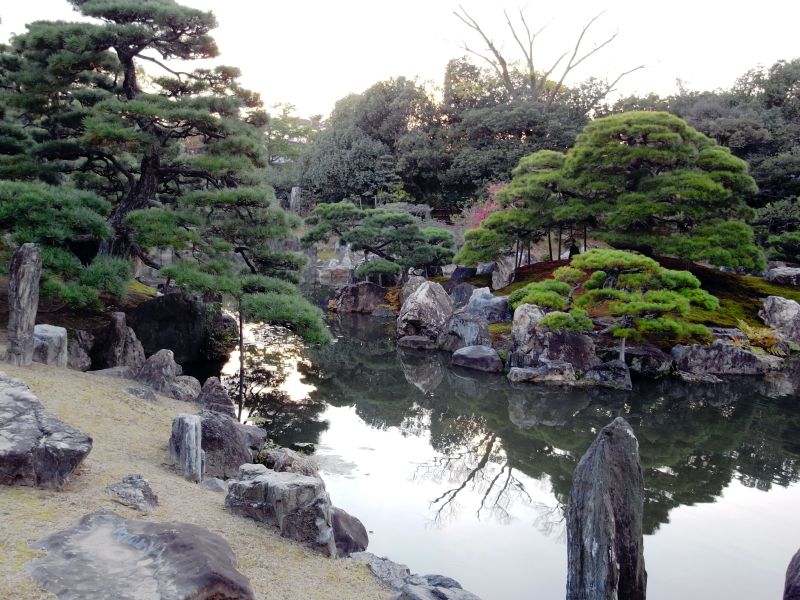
[0,353,390,600]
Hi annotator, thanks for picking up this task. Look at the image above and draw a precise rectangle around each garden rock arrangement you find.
[451,345,503,373]
[461,287,511,323]
[397,281,453,339]
[99,312,145,371]
[767,266,800,287]
[671,340,774,375]
[335,281,388,313]
[134,349,202,402]
[169,414,204,483]
[67,330,94,372]
[760,296,800,344]
[32,324,68,368]
[5,243,42,367]
[437,313,491,352]
[105,474,159,512]
[200,410,266,479]
[28,511,255,600]
[0,373,92,489]
[331,506,369,557]
[195,376,237,418]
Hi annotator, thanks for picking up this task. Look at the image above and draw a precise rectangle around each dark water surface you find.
[226,314,800,600]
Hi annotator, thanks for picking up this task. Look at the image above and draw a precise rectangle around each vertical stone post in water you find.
[566,417,647,600]
[5,243,42,366]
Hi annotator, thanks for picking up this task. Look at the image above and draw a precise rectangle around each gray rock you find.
[443,267,477,293]
[398,335,437,351]
[124,386,157,402]
[400,276,427,306]
[105,474,158,512]
[674,371,723,384]
[461,288,511,323]
[168,414,204,483]
[262,447,318,476]
[28,511,255,600]
[767,266,800,287]
[451,345,503,373]
[397,281,453,339]
[476,262,495,275]
[511,330,600,373]
[582,359,633,391]
[351,552,411,590]
[437,313,491,352]
[100,312,145,371]
[32,324,68,368]
[507,360,576,384]
[200,410,265,479]
[449,282,476,309]
[89,366,135,379]
[170,375,202,402]
[196,376,236,418]
[710,327,748,343]
[200,477,229,493]
[760,296,800,344]
[225,469,336,556]
[491,254,522,290]
[0,373,92,489]
[335,282,388,313]
[511,304,547,352]
[785,548,800,600]
[624,345,673,377]
[235,463,269,481]
[5,243,42,367]
[671,340,776,375]
[290,441,316,454]
[567,417,646,600]
[331,506,369,557]
[398,584,481,600]
[135,348,181,397]
[67,330,94,372]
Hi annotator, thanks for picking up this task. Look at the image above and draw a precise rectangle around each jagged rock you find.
[443,266,476,293]
[491,254,521,290]
[507,360,576,384]
[225,467,336,556]
[89,366,135,379]
[767,266,800,287]
[28,511,255,600]
[461,288,511,323]
[196,376,236,418]
[511,330,600,373]
[168,414,204,483]
[400,275,427,306]
[262,447,318,476]
[624,345,673,377]
[449,282,476,309]
[567,417,646,600]
[451,345,503,373]
[437,313,491,352]
[398,335,437,350]
[5,243,42,367]
[100,312,145,371]
[170,375,202,402]
[67,330,94,371]
[582,359,633,391]
[200,477,229,493]
[785,548,800,600]
[511,304,547,352]
[760,296,800,344]
[105,474,158,512]
[124,386,157,402]
[135,349,178,394]
[331,506,369,557]
[0,373,92,489]
[335,282,388,313]
[200,410,265,479]
[397,281,453,340]
[671,340,776,375]
[32,324,68,368]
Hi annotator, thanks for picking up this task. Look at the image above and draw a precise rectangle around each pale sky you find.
[2,1,799,118]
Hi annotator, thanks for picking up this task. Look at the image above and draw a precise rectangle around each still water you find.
[225,314,800,600]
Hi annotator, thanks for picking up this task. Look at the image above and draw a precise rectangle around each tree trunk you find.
[584,224,588,253]
[547,230,553,261]
[237,305,245,422]
[558,226,562,260]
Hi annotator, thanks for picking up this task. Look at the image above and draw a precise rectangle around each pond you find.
[222,313,800,600]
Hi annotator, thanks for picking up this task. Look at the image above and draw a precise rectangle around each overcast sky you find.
[2,1,799,118]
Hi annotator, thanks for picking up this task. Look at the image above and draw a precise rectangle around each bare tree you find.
[454,6,644,110]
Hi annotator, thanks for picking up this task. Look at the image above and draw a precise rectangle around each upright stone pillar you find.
[567,417,647,600]
[289,186,301,213]
[5,243,42,366]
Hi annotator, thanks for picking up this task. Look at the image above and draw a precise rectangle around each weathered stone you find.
[5,243,42,367]
[225,469,336,556]
[507,360,576,384]
[351,552,411,590]
[449,282,476,309]
[262,447,318,476]
[443,266,477,293]
[89,366,135,379]
[451,345,503,373]
[491,254,520,290]
[168,414,204,483]
[124,386,157,402]
[398,584,482,600]
[196,376,236,418]
[674,371,723,384]
[582,359,633,391]
[671,340,775,375]
[760,296,800,344]
[135,349,179,394]
[461,288,511,323]
[105,474,158,512]
[767,266,800,287]
[437,313,491,352]
[32,324,68,368]
[0,373,92,489]
[784,548,800,600]
[335,282,388,313]
[331,506,369,557]
[401,275,427,305]
[28,511,255,600]
[511,304,547,352]
[397,281,453,339]
[290,441,316,454]
[100,312,145,371]
[511,330,600,373]
[567,417,646,600]
[170,375,202,402]
[200,477,229,493]
[67,330,94,372]
[398,335,437,350]
[200,410,265,480]
[624,345,673,377]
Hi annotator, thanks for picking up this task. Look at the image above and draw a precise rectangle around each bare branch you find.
[136,54,193,80]
[455,5,516,100]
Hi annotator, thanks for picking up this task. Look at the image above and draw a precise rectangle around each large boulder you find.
[442,266,477,293]
[767,267,800,287]
[0,373,92,489]
[437,313,491,352]
[511,304,547,352]
[582,359,633,391]
[624,345,673,378]
[105,474,158,513]
[671,340,775,375]
[511,330,600,373]
[99,312,145,371]
[170,375,202,402]
[331,506,369,557]
[168,414,204,483]
[335,282,388,313]
[261,447,318,476]
[451,345,503,373]
[449,282,476,309]
[135,349,201,400]
[760,296,800,344]
[491,254,521,290]
[507,360,576,385]
[196,376,236,418]
[397,281,453,340]
[28,511,255,600]
[567,417,646,600]
[461,288,511,323]
[225,464,337,556]
[67,330,94,372]
[32,324,68,368]
[398,335,437,350]
[5,243,42,367]
[200,410,265,479]
[400,275,427,305]
[785,548,800,600]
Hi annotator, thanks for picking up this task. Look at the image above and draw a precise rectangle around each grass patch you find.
[488,322,513,336]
